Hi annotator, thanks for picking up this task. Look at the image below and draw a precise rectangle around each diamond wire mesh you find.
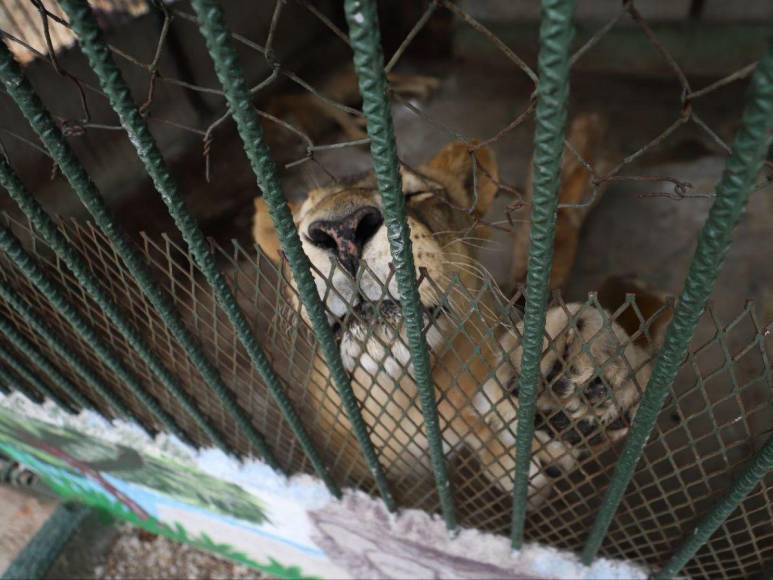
[1,1,147,64]
[1,1,770,204]
[0,0,772,577]
[1,207,771,576]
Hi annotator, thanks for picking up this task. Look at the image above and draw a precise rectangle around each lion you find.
[253,112,644,507]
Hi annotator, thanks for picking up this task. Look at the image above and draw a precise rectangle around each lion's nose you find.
[307,206,383,276]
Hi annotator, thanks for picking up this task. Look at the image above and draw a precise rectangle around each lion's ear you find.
[426,140,499,216]
[253,197,301,263]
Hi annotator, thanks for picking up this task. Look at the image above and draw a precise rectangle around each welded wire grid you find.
[0,0,771,577]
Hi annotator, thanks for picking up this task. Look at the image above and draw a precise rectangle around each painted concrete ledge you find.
[0,393,648,579]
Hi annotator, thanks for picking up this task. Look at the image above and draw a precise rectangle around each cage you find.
[0,1,771,578]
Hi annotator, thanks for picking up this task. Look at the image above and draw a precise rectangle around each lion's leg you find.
[512,112,611,290]
[452,402,555,510]
[298,355,384,487]
[550,113,611,289]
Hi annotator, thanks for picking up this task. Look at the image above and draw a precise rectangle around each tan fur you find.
[598,275,673,351]
[254,121,615,505]
[252,197,301,263]
[513,113,611,290]
[423,140,499,216]
[263,64,439,145]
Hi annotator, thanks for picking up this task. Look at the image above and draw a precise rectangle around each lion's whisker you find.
[443,236,502,251]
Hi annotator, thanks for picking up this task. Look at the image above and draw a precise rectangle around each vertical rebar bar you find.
[0,341,74,412]
[0,280,136,422]
[1,504,91,580]
[185,0,396,504]
[0,367,10,395]
[581,44,773,564]
[57,0,340,492]
[510,0,576,549]
[0,312,94,411]
[654,435,773,578]
[0,40,277,466]
[0,223,192,445]
[0,360,47,405]
[342,0,454,526]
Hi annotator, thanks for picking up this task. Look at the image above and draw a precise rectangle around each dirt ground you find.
[0,484,263,579]
[91,526,262,579]
[0,486,57,573]
[44,509,265,579]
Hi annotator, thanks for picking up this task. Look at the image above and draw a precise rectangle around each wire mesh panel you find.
[1,210,771,575]
[0,0,772,578]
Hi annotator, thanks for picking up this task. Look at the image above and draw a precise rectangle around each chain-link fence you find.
[1,0,148,62]
[0,1,772,578]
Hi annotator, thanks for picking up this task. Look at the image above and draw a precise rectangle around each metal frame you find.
[581,38,773,568]
[0,0,770,576]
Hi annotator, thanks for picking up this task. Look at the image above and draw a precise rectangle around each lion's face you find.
[254,141,499,378]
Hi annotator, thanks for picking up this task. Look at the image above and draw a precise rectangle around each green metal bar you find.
[0,155,219,451]
[0,358,47,406]
[0,280,135,422]
[581,45,773,564]
[1,504,91,580]
[0,369,10,395]
[58,0,338,490]
[342,0,452,525]
[511,0,576,548]
[654,435,773,578]
[0,223,193,445]
[0,341,74,413]
[0,41,274,466]
[186,0,394,503]
[0,312,94,411]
